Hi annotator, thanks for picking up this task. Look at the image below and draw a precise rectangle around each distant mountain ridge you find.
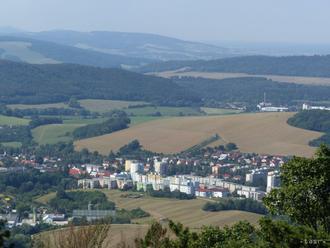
[0,36,153,68]
[15,30,238,61]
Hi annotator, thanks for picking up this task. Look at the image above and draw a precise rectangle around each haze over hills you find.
[7,29,238,61]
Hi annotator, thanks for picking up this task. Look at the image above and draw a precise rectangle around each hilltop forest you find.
[0,60,199,106]
[139,55,330,77]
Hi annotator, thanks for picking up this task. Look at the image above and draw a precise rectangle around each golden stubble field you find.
[103,190,262,229]
[153,70,330,86]
[75,112,322,157]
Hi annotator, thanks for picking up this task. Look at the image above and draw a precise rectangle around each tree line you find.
[288,110,330,146]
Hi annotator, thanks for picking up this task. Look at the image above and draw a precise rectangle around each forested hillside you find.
[288,110,330,146]
[0,60,200,105]
[174,77,330,107]
[139,55,330,77]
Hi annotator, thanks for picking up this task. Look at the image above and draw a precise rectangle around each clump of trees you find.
[49,190,115,215]
[29,116,63,129]
[288,110,330,146]
[0,125,31,144]
[146,185,195,200]
[73,111,130,139]
[202,198,268,215]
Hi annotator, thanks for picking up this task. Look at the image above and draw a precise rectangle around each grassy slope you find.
[32,124,84,145]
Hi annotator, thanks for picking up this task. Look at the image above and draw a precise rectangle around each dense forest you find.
[72,115,130,139]
[174,77,330,107]
[0,60,200,106]
[139,55,330,77]
[287,110,330,146]
[1,60,330,109]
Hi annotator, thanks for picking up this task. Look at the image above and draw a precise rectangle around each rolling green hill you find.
[0,60,200,105]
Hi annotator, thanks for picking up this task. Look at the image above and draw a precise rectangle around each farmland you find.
[201,107,242,115]
[32,118,107,145]
[36,190,262,229]
[32,124,84,145]
[35,190,261,247]
[75,112,322,157]
[0,115,30,126]
[7,102,70,110]
[104,190,262,229]
[125,106,203,116]
[79,99,147,113]
[154,70,330,86]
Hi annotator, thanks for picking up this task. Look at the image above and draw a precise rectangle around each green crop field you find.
[0,115,30,126]
[63,118,107,125]
[79,99,147,113]
[32,124,84,145]
[0,142,22,148]
[201,107,242,115]
[125,106,203,116]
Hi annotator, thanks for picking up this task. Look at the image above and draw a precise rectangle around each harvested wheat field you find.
[154,70,330,86]
[75,112,322,157]
[103,190,262,229]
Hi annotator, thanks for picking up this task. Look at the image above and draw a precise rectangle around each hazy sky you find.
[1,0,330,43]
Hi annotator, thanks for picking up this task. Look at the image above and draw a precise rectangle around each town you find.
[0,144,284,228]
